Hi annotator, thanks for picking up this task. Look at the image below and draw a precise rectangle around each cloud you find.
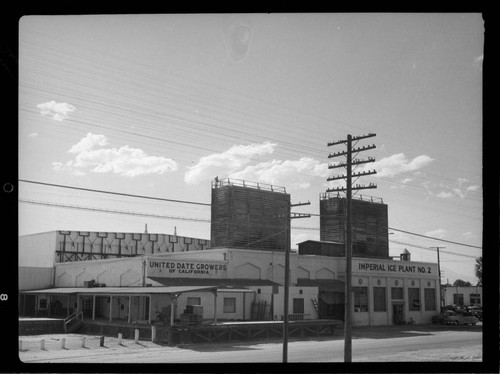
[370,153,433,178]
[184,142,277,185]
[473,55,483,71]
[53,133,178,177]
[436,191,453,198]
[37,101,76,121]
[228,157,329,190]
[424,229,447,239]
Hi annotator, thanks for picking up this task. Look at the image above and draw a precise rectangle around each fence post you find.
[151,325,156,342]
[134,329,139,343]
[81,337,86,348]
[19,340,23,351]
[40,339,45,350]
[118,333,122,345]
[61,338,66,349]
[99,336,105,347]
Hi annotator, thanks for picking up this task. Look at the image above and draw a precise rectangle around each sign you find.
[354,259,437,276]
[147,258,228,279]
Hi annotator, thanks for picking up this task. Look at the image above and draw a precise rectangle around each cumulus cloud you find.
[424,229,447,239]
[369,153,434,178]
[184,142,277,185]
[228,157,329,190]
[53,133,178,177]
[37,101,76,121]
[436,191,453,198]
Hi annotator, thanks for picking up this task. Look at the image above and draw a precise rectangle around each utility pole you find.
[283,201,310,363]
[327,133,377,363]
[430,246,445,311]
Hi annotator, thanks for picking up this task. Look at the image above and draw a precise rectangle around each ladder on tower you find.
[311,298,320,318]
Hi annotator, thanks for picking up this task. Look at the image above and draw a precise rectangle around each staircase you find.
[311,298,320,318]
[64,311,83,333]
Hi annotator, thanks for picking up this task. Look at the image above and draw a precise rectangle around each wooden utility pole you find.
[282,201,310,363]
[327,133,377,362]
[430,246,445,311]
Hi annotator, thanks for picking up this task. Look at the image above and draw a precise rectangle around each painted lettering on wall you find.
[357,262,433,275]
[147,258,228,278]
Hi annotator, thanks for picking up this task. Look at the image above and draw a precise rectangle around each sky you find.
[18,13,484,284]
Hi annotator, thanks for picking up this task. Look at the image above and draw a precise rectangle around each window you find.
[408,288,420,311]
[293,298,304,314]
[187,297,201,306]
[424,288,436,311]
[223,297,236,313]
[470,294,481,305]
[373,287,386,312]
[453,293,464,306]
[391,287,403,300]
[353,287,368,312]
[39,298,48,309]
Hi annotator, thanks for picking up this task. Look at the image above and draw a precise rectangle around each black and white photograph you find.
[9,11,493,370]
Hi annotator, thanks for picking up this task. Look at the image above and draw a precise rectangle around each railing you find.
[212,178,287,193]
[64,311,83,333]
[320,192,384,204]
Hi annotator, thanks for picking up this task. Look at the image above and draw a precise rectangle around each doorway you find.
[392,303,404,324]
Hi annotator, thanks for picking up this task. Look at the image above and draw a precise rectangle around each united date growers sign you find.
[147,258,228,278]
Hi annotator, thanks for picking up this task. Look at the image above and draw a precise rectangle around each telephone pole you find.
[430,246,445,310]
[327,133,377,363]
[283,201,310,363]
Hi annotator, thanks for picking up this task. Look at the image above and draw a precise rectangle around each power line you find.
[19,178,481,251]
[20,199,210,223]
[19,179,211,207]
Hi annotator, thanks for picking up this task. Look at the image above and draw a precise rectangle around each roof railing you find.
[211,178,287,193]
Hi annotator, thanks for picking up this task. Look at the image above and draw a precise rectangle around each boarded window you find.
[187,297,201,306]
[408,288,420,311]
[293,298,305,314]
[424,288,436,311]
[373,287,386,312]
[470,294,481,305]
[391,287,403,300]
[353,287,368,312]
[223,297,236,313]
[453,293,464,306]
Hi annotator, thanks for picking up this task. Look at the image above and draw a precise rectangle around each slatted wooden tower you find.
[211,178,291,251]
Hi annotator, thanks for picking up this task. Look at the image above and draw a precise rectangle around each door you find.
[392,303,404,324]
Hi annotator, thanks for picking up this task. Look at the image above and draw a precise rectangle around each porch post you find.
[92,295,96,321]
[170,294,175,327]
[109,295,113,322]
[35,295,38,317]
[128,296,132,324]
[48,295,51,317]
[213,290,218,323]
[67,295,70,317]
[148,295,152,324]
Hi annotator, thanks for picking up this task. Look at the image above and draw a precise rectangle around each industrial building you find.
[19,178,441,335]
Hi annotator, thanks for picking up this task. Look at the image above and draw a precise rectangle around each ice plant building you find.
[19,178,440,336]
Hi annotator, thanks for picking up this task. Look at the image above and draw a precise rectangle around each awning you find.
[297,278,345,292]
[20,285,219,296]
[148,277,279,289]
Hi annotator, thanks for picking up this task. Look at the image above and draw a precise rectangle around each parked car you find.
[432,310,455,324]
[466,306,483,321]
[444,312,478,326]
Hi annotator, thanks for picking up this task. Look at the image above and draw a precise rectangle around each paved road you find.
[19,325,481,363]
